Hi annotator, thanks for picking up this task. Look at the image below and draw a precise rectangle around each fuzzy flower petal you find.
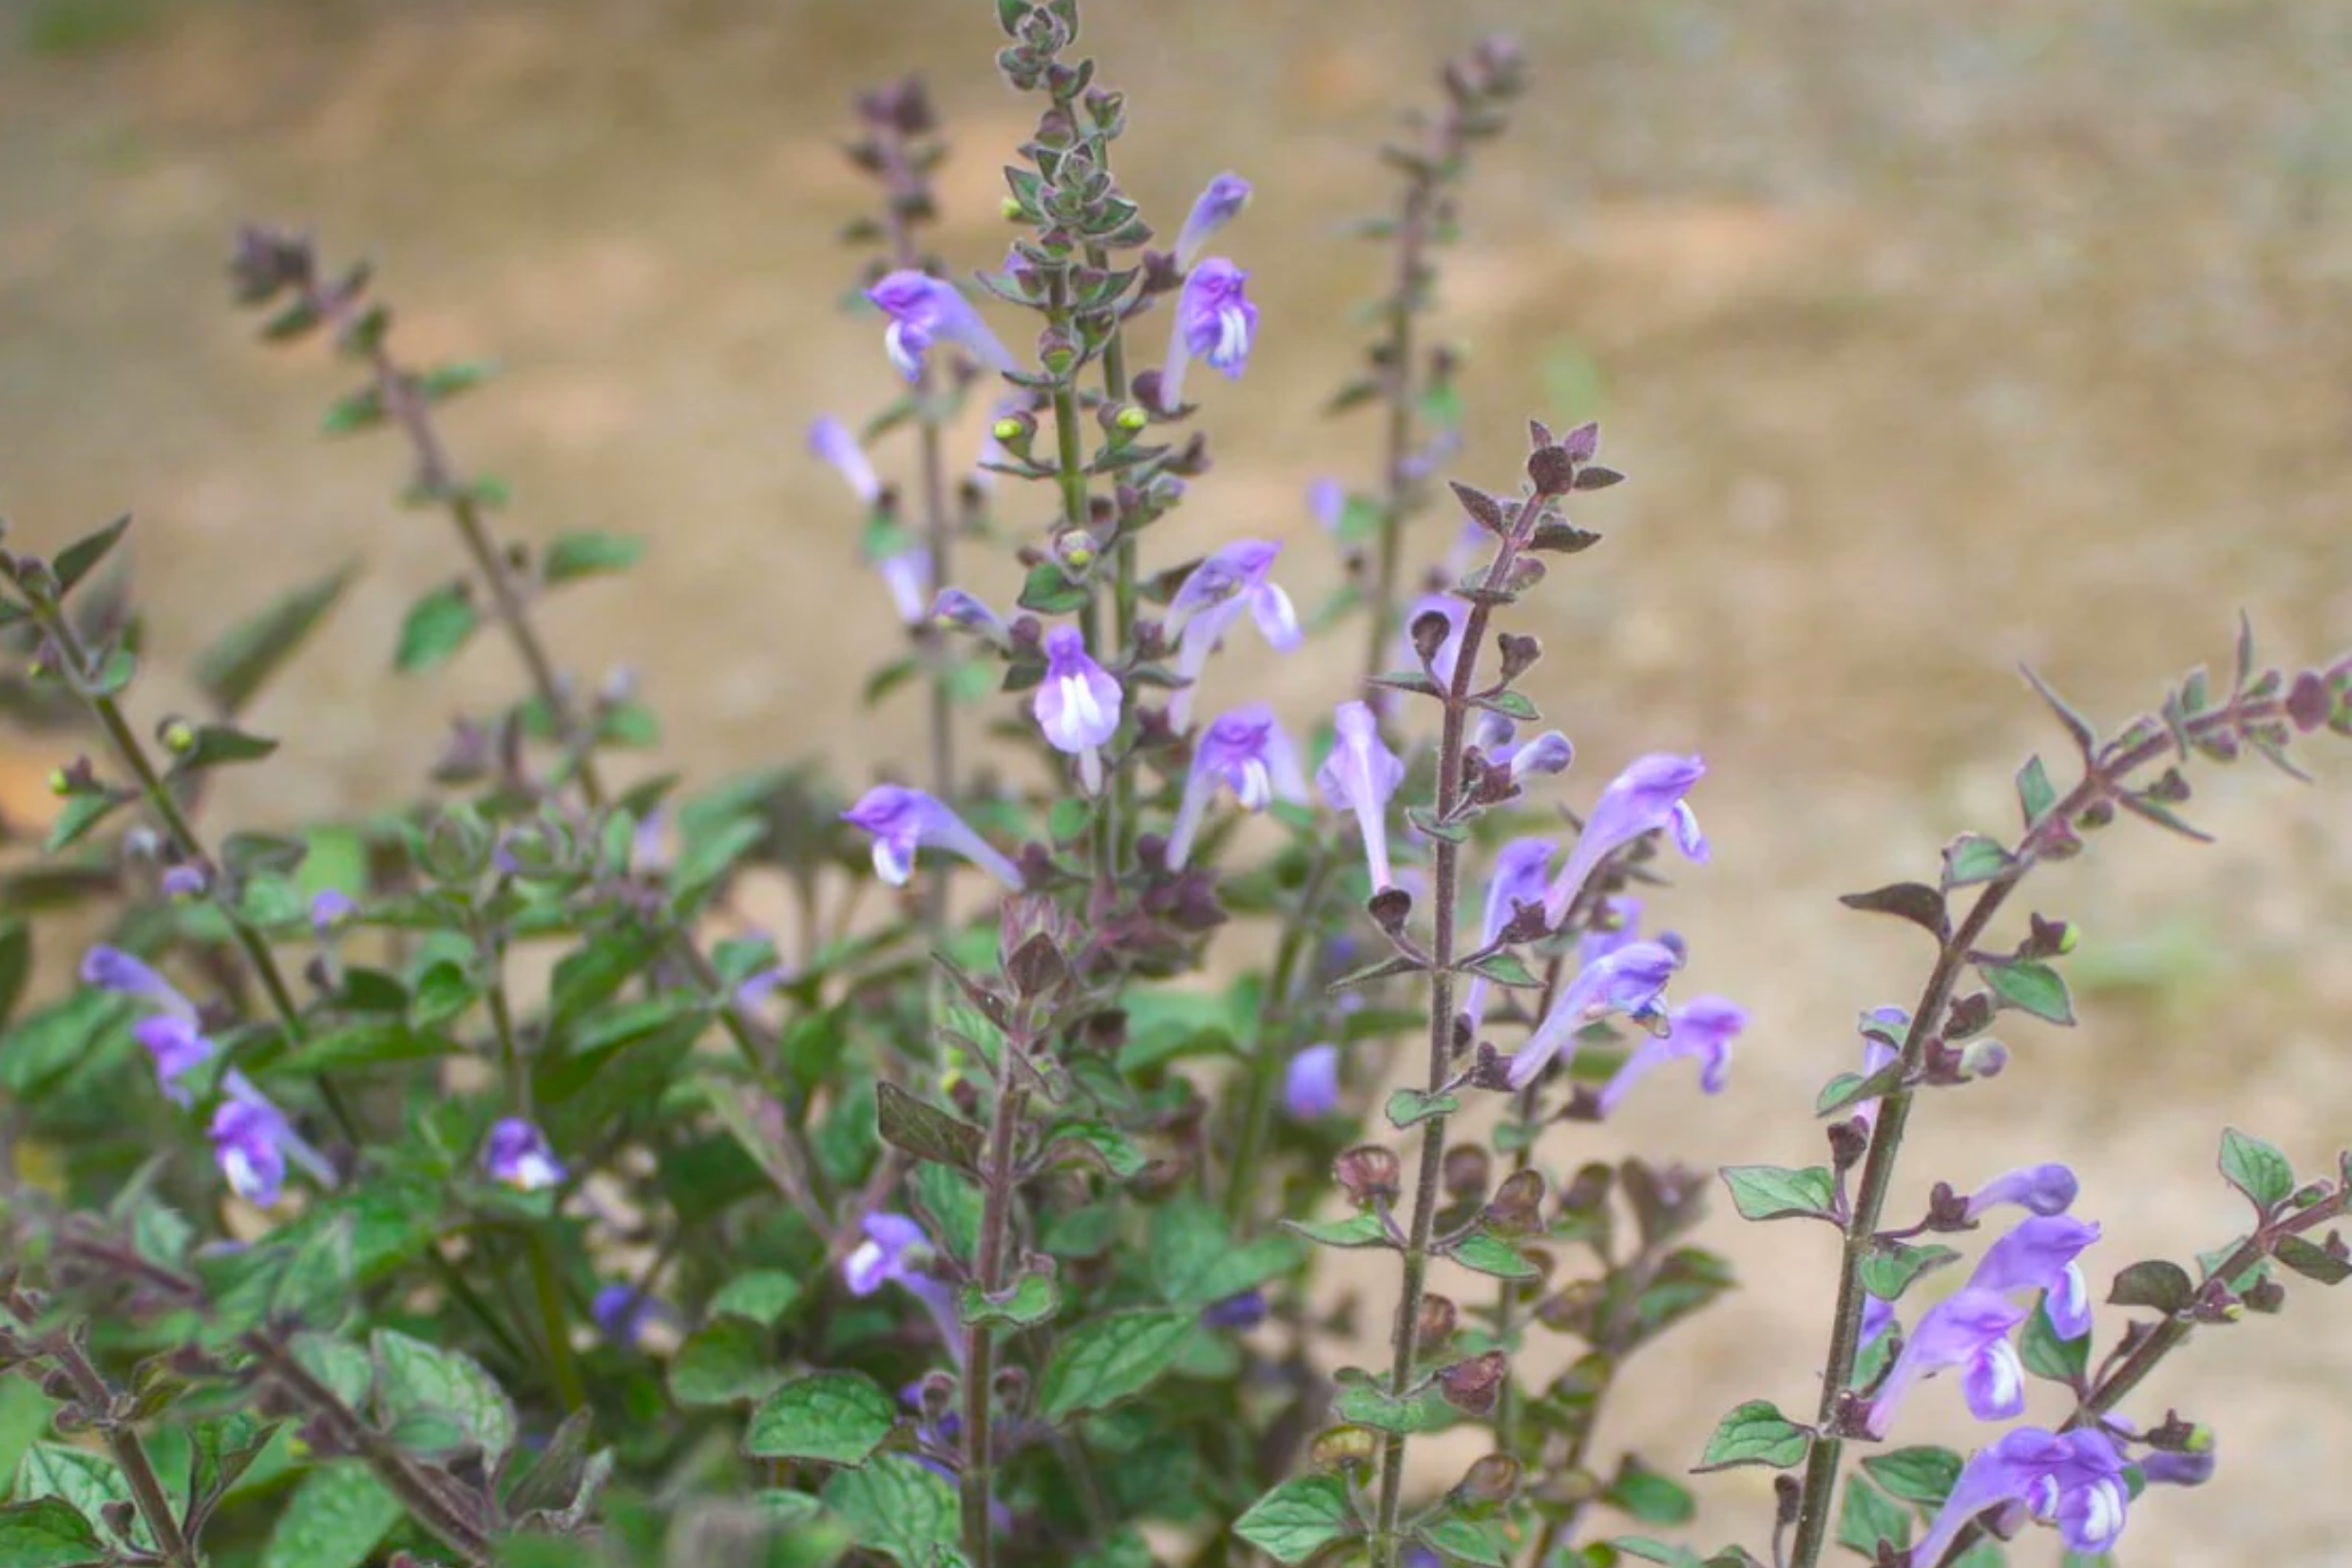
[866,270,1017,382]
[1969,1213,2102,1339]
[1034,626,1123,794]
[1596,995,1747,1114]
[1912,1426,2132,1568]
[1314,700,1406,889]
[209,1086,316,1207]
[1461,837,1555,1029]
[1862,1286,2029,1438]
[485,1118,565,1193]
[843,785,1023,889]
[1504,730,1576,781]
[809,416,882,505]
[1165,702,1310,868]
[1176,173,1252,269]
[81,945,197,1021]
[1505,940,1680,1091]
[309,889,358,935]
[1285,1043,1342,1119]
[134,1016,214,1107]
[1160,258,1257,407]
[1541,754,1710,927]
[1965,1162,2080,1221]
[1166,540,1300,730]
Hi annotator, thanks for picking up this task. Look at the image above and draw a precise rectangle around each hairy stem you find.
[961,1071,1031,1568]
[46,1332,197,1568]
[1361,170,1433,698]
[1787,684,2301,1568]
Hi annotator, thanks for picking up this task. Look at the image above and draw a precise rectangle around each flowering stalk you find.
[1785,655,2343,1568]
[1367,455,1570,1568]
[960,1070,1031,1568]
[29,1320,199,1568]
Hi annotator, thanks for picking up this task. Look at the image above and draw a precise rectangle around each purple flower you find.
[1315,700,1405,889]
[592,1282,672,1348]
[735,963,789,1011]
[1160,258,1256,407]
[485,1118,564,1193]
[1912,1426,2131,1568]
[161,865,208,900]
[871,551,930,625]
[1202,1289,1268,1331]
[1505,940,1680,1091]
[81,945,196,1021]
[1859,1291,1897,1353]
[843,1212,962,1356]
[1164,540,1301,730]
[209,1082,334,1207]
[1308,478,1348,535]
[1175,173,1252,268]
[1595,995,1747,1114]
[1852,1006,1907,1128]
[309,889,358,935]
[1285,1043,1341,1119]
[135,1016,214,1107]
[1968,1213,2101,1339]
[931,587,1012,651]
[1164,703,1310,868]
[865,270,1017,382]
[1965,1162,2080,1221]
[842,785,1022,889]
[2141,1446,2216,1488]
[809,416,882,505]
[1400,593,1467,687]
[1540,754,1710,927]
[1578,895,1645,968]
[1461,837,1556,1030]
[1034,626,1123,794]
[1501,730,1575,782]
[1862,1286,2029,1438]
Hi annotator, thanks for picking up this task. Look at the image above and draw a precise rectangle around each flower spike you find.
[843,785,1023,889]
[1541,753,1710,927]
[865,270,1017,382]
[1160,258,1257,408]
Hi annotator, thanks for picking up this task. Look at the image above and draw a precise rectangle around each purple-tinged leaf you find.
[1839,882,1948,939]
[2107,1259,2194,1313]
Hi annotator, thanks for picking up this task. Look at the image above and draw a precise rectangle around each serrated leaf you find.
[1605,1458,1695,1525]
[1696,1401,1810,1471]
[543,531,645,584]
[958,1269,1061,1328]
[1334,1379,1453,1435]
[371,1329,516,1466]
[1037,1310,1195,1419]
[1233,1476,1356,1565]
[1979,958,2075,1025]
[1386,1087,1459,1129]
[0,1497,107,1568]
[1418,1511,1509,1566]
[1838,882,1947,939]
[744,1371,897,1465]
[2218,1127,2295,1214]
[392,584,477,673]
[1446,1231,1539,1280]
[1042,1120,1147,1179]
[1941,832,2016,889]
[822,1454,959,1567]
[259,1463,400,1568]
[668,1320,779,1407]
[196,564,356,716]
[1862,1445,1965,1511]
[2107,1259,2195,1313]
[13,1447,137,1549]
[1719,1165,1838,1223]
[875,1082,985,1173]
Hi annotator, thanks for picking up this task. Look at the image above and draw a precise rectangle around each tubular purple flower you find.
[1505,940,1681,1091]
[1859,1291,1897,1352]
[211,1093,295,1207]
[1315,700,1405,889]
[1160,258,1257,407]
[871,550,930,625]
[930,587,1013,651]
[1861,1286,2029,1438]
[808,416,882,505]
[1164,702,1310,868]
[843,1212,962,1357]
[1912,1426,2131,1568]
[2141,1447,2216,1489]
[1165,540,1301,729]
[1175,172,1252,268]
[1966,1162,2080,1221]
[1969,1213,2102,1339]
[1596,995,1747,1114]
[135,1016,214,1107]
[593,1282,673,1348]
[1285,1043,1341,1119]
[161,865,207,900]
[1541,754,1710,927]
[81,945,196,1021]
[865,270,1017,382]
[1852,1005,1907,1129]
[1308,478,1347,535]
[1503,730,1576,782]
[1202,1289,1269,1331]
[842,785,1023,890]
[1400,593,1467,687]
[309,889,358,936]
[1034,626,1123,794]
[1461,837,1556,1029]
[485,1117,565,1193]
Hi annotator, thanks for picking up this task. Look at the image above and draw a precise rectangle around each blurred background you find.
[5,1,2352,1560]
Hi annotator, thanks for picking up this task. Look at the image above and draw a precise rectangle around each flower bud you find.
[1482,1169,1545,1235]
[1334,1144,1402,1209]
[1415,1293,1458,1353]
[1453,1453,1522,1505]
[1558,1161,1613,1215]
[1436,1350,1508,1415]
[45,768,67,796]
[1114,404,1148,432]
[1052,529,1096,572]
[1000,195,1025,221]
[1310,1424,1380,1473]
[162,718,196,755]
[1442,1145,1491,1199]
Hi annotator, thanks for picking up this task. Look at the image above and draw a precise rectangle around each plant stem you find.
[1786,684,2299,1568]
[46,1332,197,1568]
[1223,849,1335,1225]
[961,1069,1031,1568]
[1088,239,1141,877]
[1368,493,1546,1568]
[1361,169,1433,698]
[482,947,584,1412]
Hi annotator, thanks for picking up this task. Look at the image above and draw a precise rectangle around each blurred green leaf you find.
[194,564,355,716]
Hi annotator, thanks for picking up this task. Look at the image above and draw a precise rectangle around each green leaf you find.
[959,1269,1062,1329]
[259,1462,400,1568]
[1837,881,1947,939]
[1386,1086,1460,1129]
[1037,1310,1196,1420]
[1719,1165,1838,1223]
[876,1082,985,1172]
[1282,1212,1395,1250]
[1334,1379,1453,1435]
[2273,1234,2352,1285]
[1471,689,1539,722]
[12,1447,136,1549]
[1016,559,1089,616]
[393,583,478,673]
[1149,1199,1301,1306]
[195,564,356,716]
[1606,1539,1706,1568]
[416,359,498,403]
[711,1269,805,1328]
[43,794,122,853]
[1941,832,2016,889]
[1814,1060,1904,1118]
[1418,1511,1509,1566]
[1696,1401,1811,1471]
[2019,1299,2089,1385]
[544,530,646,585]
[1042,1120,1147,1179]
[1857,1241,1959,1302]
[822,1454,959,1567]
[910,1161,982,1264]
[370,1329,516,1466]
[164,723,280,774]
[1861,1446,1964,1511]
[52,514,131,595]
[2016,755,2057,827]
[0,918,29,1035]
[268,1022,461,1078]
[2108,1259,2195,1313]
[1233,1476,1356,1565]
[2218,1127,2295,1214]
[186,1413,281,1528]
[1446,1231,1539,1281]
[320,386,386,433]
[668,1320,780,1408]
[1605,1458,1695,1525]
[1979,958,2075,1025]
[1835,1475,1910,1557]
[745,1371,897,1465]
[0,1498,106,1568]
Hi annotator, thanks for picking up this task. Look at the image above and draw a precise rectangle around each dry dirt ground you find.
[5,2,2352,1563]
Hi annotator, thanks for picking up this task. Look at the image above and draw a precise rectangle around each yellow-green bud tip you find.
[2186,1423,2216,1453]
[45,769,68,796]
[1114,405,1148,432]
[991,417,1023,442]
[163,721,196,754]
[1064,545,1094,566]
[1000,197,1024,221]
[2056,924,2079,954]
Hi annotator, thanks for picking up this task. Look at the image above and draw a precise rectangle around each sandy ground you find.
[4,2,2352,1562]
